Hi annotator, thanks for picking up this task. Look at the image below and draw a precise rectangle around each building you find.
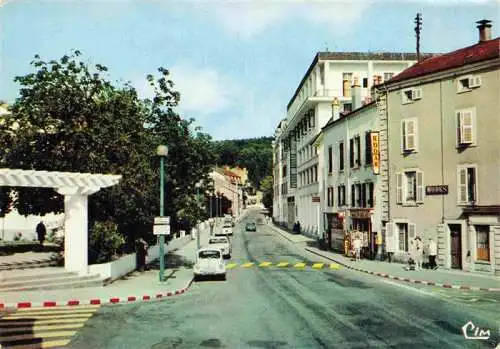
[273,51,424,236]
[317,79,381,254]
[272,120,290,225]
[210,167,243,218]
[375,20,500,274]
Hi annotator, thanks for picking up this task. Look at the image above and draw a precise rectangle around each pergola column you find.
[57,187,99,275]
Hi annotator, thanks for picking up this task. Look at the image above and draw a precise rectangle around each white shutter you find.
[416,171,424,203]
[396,172,403,204]
[408,223,417,240]
[405,119,416,150]
[458,167,468,204]
[460,110,474,144]
[385,223,396,253]
[411,88,422,100]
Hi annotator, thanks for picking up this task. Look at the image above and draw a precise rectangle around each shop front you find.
[350,208,375,258]
[325,212,345,252]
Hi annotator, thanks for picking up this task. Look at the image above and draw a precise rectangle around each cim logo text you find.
[462,321,491,340]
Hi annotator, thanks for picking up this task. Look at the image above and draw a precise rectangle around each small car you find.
[208,236,231,258]
[245,222,256,231]
[193,247,226,281]
[215,223,233,236]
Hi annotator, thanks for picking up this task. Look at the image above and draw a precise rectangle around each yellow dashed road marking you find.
[276,262,289,267]
[259,262,272,267]
[330,263,341,270]
[241,262,254,268]
[312,263,324,269]
[294,262,306,268]
[225,263,238,269]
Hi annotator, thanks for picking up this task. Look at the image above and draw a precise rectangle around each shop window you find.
[475,225,490,261]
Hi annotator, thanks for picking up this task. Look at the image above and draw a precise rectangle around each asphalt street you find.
[67,208,499,349]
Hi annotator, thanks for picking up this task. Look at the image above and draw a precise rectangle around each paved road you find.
[67,208,499,349]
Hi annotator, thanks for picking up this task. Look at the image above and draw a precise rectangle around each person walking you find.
[375,232,383,261]
[414,237,424,271]
[136,237,148,272]
[36,221,47,247]
[353,234,362,262]
[428,238,438,270]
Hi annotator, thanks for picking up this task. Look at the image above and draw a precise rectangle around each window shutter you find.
[349,139,354,167]
[406,119,415,150]
[396,172,403,204]
[342,186,346,205]
[408,223,417,240]
[416,171,424,203]
[460,110,474,144]
[385,223,396,253]
[458,167,467,204]
[356,137,361,165]
[401,120,406,151]
[337,186,341,206]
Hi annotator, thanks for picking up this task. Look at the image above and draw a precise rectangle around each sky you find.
[0,0,498,140]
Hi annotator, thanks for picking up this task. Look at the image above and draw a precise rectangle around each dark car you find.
[245,222,256,231]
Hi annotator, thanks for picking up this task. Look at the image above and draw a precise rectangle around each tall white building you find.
[273,51,421,237]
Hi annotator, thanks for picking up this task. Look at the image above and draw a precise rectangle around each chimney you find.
[476,19,492,42]
[351,76,362,110]
[331,97,340,121]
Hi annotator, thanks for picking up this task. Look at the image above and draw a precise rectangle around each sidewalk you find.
[270,223,500,292]
[0,225,211,309]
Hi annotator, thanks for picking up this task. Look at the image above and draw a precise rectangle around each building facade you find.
[376,20,500,274]
[210,167,243,218]
[273,52,420,237]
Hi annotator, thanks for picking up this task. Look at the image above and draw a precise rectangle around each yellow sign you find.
[371,132,380,175]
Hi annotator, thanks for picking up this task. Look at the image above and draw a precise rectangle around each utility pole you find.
[415,13,422,62]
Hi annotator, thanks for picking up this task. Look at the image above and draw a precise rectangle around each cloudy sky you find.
[0,0,497,140]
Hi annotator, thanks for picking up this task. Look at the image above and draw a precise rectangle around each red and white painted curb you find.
[305,248,500,292]
[0,279,194,309]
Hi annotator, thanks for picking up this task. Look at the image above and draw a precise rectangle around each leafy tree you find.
[260,175,273,210]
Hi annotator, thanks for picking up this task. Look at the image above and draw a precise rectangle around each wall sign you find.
[370,131,380,175]
[425,185,449,195]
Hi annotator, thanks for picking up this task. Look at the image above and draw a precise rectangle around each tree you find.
[260,175,273,210]
[0,51,216,252]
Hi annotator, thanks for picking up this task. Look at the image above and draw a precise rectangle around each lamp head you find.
[156,145,169,157]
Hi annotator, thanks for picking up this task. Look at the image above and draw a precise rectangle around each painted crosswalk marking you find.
[312,263,324,269]
[241,262,254,268]
[0,305,100,349]
[330,263,341,270]
[226,263,238,269]
[276,262,289,267]
[259,262,272,267]
[294,262,306,268]
[222,261,342,270]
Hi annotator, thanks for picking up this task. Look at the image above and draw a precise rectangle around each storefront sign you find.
[425,185,449,195]
[350,209,373,219]
[370,132,380,175]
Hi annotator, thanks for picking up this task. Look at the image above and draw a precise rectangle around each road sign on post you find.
[153,224,170,236]
[154,216,170,225]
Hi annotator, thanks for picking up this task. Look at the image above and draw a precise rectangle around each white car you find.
[216,223,233,236]
[193,248,226,280]
[208,236,231,258]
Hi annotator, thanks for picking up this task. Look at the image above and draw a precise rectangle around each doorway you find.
[448,224,462,269]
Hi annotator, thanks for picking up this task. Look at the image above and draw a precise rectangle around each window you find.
[368,182,374,207]
[384,72,394,81]
[339,142,344,171]
[343,72,353,97]
[457,75,481,93]
[365,132,372,165]
[351,184,356,207]
[328,146,333,174]
[349,138,354,168]
[456,108,476,146]
[355,136,361,167]
[337,186,346,206]
[401,118,418,152]
[282,165,286,178]
[458,165,477,205]
[356,184,362,207]
[327,187,334,207]
[475,225,489,261]
[361,183,367,207]
[401,88,423,104]
[362,78,368,88]
[396,170,424,205]
[314,165,318,182]
[397,223,408,252]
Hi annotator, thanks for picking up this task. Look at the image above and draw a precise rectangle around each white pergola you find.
[0,168,122,275]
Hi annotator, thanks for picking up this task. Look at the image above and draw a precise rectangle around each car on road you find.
[208,236,231,258]
[245,222,256,231]
[193,247,226,281]
[215,223,233,236]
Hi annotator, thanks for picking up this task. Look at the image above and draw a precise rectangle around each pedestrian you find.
[406,240,416,270]
[375,232,383,261]
[136,237,148,272]
[353,234,362,261]
[427,238,438,270]
[36,221,46,246]
[414,237,424,271]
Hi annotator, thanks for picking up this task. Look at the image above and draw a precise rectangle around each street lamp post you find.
[157,144,169,282]
[195,181,202,250]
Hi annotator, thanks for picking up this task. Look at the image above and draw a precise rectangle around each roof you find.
[387,38,500,84]
[321,101,376,132]
[287,51,434,110]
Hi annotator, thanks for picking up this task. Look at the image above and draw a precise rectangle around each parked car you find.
[193,247,226,281]
[208,236,231,258]
[245,222,256,232]
[216,223,233,236]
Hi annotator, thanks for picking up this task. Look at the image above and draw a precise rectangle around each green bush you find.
[88,221,126,264]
